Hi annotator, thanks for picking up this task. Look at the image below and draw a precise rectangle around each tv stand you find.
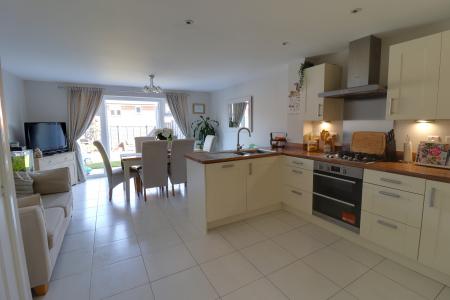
[34,152,77,185]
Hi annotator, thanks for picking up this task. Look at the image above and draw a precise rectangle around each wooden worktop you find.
[185,144,450,183]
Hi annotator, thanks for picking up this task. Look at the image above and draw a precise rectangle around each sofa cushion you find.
[14,171,34,197]
[42,192,73,218]
[30,168,71,195]
[44,207,65,250]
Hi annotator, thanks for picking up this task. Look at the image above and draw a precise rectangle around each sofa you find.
[17,167,73,296]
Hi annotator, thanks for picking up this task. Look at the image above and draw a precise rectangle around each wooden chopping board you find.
[351,131,386,155]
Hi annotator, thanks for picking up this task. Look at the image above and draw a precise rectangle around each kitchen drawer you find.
[361,211,420,260]
[362,183,424,228]
[283,186,312,214]
[284,156,313,171]
[283,166,313,192]
[364,170,425,195]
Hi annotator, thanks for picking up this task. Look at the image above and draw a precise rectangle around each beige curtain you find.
[67,87,103,182]
[166,92,189,138]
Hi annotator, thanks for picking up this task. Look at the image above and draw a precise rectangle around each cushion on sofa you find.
[31,168,71,195]
[41,192,73,218]
[14,172,34,197]
[44,207,65,250]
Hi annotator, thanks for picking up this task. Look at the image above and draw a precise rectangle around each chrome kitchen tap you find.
[237,127,251,151]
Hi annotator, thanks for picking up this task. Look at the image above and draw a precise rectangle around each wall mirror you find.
[228,96,253,131]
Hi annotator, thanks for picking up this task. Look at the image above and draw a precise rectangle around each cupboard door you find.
[247,157,280,211]
[419,180,450,275]
[206,162,246,222]
[386,33,441,120]
[304,64,325,121]
[437,30,450,118]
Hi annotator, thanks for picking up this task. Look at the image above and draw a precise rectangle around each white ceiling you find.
[1,0,450,91]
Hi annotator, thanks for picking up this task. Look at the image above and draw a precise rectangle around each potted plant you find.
[191,116,219,149]
[154,128,173,141]
[297,61,314,91]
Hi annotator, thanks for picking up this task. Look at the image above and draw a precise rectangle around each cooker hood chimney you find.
[319,35,387,99]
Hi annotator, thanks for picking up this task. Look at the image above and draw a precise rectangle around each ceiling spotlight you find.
[282,41,289,46]
[350,8,362,14]
[184,19,194,25]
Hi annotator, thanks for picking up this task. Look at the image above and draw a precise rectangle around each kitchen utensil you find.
[351,131,386,155]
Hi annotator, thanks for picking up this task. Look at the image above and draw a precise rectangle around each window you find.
[164,102,185,139]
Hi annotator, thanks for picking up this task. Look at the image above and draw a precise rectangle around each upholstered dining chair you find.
[139,140,169,200]
[135,136,156,153]
[93,140,139,201]
[202,135,216,152]
[169,139,195,196]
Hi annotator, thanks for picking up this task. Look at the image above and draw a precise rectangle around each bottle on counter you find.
[403,135,413,163]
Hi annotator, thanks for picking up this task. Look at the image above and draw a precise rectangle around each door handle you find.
[318,103,323,117]
[249,163,253,175]
[428,187,436,208]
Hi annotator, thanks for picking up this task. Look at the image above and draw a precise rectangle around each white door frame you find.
[0,63,32,299]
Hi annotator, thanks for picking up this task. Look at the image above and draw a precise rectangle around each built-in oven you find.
[312,161,363,233]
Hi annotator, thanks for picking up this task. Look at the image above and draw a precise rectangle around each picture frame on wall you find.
[192,103,205,114]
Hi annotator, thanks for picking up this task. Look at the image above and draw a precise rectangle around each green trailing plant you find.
[191,116,219,148]
[297,61,314,89]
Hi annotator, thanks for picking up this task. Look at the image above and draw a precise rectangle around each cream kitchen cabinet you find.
[419,180,450,275]
[301,63,343,121]
[386,33,442,120]
[282,157,313,214]
[437,30,450,119]
[205,161,247,222]
[246,156,280,211]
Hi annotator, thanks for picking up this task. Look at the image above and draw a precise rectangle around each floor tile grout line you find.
[370,261,443,300]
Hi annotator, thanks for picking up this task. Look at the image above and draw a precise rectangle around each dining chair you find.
[139,140,169,200]
[93,140,140,201]
[169,139,195,196]
[135,136,156,153]
[203,135,216,152]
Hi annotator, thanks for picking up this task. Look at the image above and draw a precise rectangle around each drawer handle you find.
[292,161,303,165]
[222,164,234,168]
[292,169,303,174]
[291,190,303,196]
[378,190,401,198]
[313,192,355,207]
[380,177,402,185]
[377,219,398,229]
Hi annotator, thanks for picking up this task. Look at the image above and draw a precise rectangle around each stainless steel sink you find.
[233,149,275,156]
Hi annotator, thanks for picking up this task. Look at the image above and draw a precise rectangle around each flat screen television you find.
[24,122,68,155]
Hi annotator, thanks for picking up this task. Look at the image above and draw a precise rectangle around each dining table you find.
[120,153,143,201]
[121,148,202,201]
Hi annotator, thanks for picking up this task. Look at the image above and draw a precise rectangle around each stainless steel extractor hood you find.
[319,35,387,99]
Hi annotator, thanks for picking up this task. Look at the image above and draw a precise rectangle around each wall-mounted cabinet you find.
[437,30,450,119]
[386,30,450,120]
[301,63,343,121]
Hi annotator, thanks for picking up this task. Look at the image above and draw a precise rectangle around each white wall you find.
[1,70,26,144]
[23,80,211,136]
[210,65,289,150]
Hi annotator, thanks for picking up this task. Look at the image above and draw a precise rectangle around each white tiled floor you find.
[35,177,450,299]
